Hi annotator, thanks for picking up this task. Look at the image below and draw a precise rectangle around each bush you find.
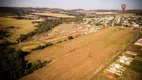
[8,26,15,29]
[45,42,53,47]
[25,60,52,75]
[32,42,53,51]
[68,36,74,40]
[56,40,62,43]
[0,30,10,39]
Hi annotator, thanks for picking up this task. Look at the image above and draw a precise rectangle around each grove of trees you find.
[0,28,51,80]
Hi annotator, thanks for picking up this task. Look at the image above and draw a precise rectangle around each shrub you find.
[25,60,52,75]
[8,26,15,28]
[68,36,74,40]
[56,40,62,43]
[45,42,53,47]
[32,42,53,51]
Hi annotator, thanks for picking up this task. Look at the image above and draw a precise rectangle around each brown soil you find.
[21,27,136,80]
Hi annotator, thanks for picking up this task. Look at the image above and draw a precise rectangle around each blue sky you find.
[0,0,142,10]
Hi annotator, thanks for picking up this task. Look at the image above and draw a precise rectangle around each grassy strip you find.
[127,60,142,73]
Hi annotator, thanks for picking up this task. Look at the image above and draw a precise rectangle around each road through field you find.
[21,27,136,80]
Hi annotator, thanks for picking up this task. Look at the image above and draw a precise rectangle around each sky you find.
[0,0,142,10]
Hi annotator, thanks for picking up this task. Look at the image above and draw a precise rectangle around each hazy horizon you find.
[0,0,142,10]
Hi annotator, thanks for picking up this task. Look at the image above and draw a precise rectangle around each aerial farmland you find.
[0,1,142,80]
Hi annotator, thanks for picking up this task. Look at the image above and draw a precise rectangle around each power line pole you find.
[87,48,90,56]
[71,42,74,52]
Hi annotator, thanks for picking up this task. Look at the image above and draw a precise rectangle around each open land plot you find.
[20,23,80,51]
[33,12,75,18]
[0,17,39,42]
[116,13,135,16]
[20,23,94,51]
[95,12,135,16]
[95,12,118,15]
[21,27,137,80]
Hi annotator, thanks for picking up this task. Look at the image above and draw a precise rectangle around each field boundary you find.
[90,31,141,80]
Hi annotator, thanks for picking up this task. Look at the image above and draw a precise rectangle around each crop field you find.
[33,12,75,18]
[20,27,137,80]
[0,17,39,42]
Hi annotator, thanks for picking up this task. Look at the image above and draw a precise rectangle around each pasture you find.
[0,17,39,42]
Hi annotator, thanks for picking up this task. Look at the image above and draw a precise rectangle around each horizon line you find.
[0,6,142,11]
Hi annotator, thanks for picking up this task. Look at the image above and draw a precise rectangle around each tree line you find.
[0,28,51,80]
[0,40,51,80]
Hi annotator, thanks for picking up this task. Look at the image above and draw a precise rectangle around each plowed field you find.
[21,27,136,80]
